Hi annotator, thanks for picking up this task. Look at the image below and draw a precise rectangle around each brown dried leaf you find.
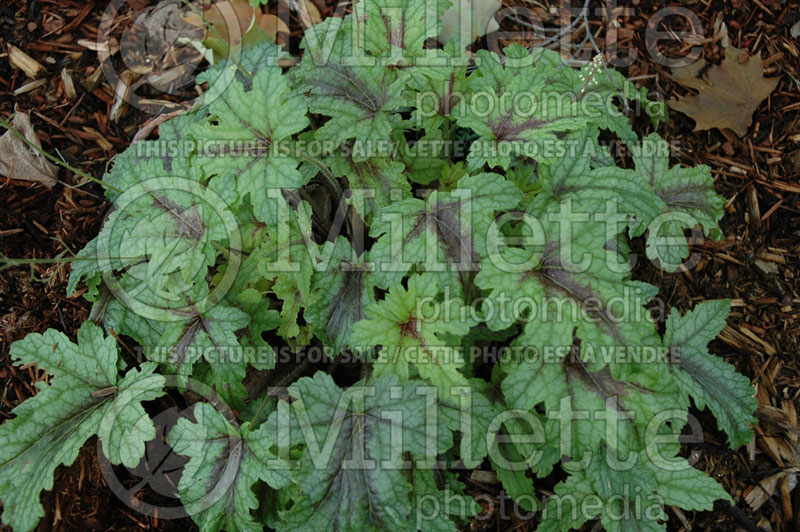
[183,0,254,49]
[255,12,290,39]
[288,0,322,30]
[668,46,780,136]
[0,107,58,187]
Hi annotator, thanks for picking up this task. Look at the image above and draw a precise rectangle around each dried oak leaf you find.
[668,46,780,137]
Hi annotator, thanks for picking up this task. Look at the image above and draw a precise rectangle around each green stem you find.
[248,359,314,431]
[352,0,362,51]
[277,145,337,192]
[275,144,355,240]
[0,253,144,273]
[248,392,273,432]
[0,116,120,194]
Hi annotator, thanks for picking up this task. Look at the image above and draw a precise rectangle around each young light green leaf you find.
[350,275,475,398]
[257,202,318,339]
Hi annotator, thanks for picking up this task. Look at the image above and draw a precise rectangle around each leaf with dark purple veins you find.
[267,372,458,531]
[664,299,757,448]
[632,133,726,272]
[168,402,290,532]
[369,173,521,298]
[327,153,411,224]
[361,0,450,59]
[293,17,410,160]
[305,237,376,353]
[189,64,310,225]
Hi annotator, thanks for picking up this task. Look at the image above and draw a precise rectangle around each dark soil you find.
[1,0,798,531]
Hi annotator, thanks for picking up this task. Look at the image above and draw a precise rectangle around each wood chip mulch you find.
[1,0,798,531]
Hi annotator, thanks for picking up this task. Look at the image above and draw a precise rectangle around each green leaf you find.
[407,40,469,137]
[351,275,475,398]
[370,172,521,297]
[536,472,596,532]
[541,445,730,532]
[453,46,666,172]
[197,39,291,93]
[168,402,290,532]
[453,46,593,171]
[409,468,477,532]
[305,237,376,353]
[69,172,238,326]
[633,133,726,272]
[540,445,731,532]
[360,0,449,59]
[268,372,454,531]
[99,108,207,203]
[439,378,499,469]
[257,202,319,340]
[0,323,164,532]
[491,450,538,512]
[533,128,667,236]
[293,17,410,158]
[157,302,251,408]
[94,289,169,349]
[67,237,101,299]
[327,152,411,224]
[190,64,310,225]
[651,456,732,510]
[502,353,685,469]
[97,363,166,467]
[581,448,669,532]
[476,197,662,376]
[664,299,757,447]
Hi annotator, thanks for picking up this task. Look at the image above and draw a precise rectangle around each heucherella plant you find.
[0,1,756,531]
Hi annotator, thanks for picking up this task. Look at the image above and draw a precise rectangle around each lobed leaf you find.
[0,323,164,532]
